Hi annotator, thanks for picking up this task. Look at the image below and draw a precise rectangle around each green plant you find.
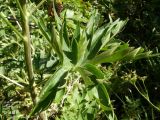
[0,0,47,119]
[0,0,156,119]
[30,5,153,118]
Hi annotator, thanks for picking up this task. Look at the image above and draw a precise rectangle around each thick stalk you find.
[20,0,36,105]
[19,0,47,119]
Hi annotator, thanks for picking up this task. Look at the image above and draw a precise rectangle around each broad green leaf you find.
[97,101,112,111]
[69,22,81,64]
[30,67,69,115]
[62,54,73,68]
[63,22,81,64]
[77,32,89,64]
[64,41,81,64]
[100,20,127,50]
[91,44,131,64]
[71,38,78,64]
[97,83,111,107]
[52,1,62,31]
[37,17,51,42]
[101,32,111,49]
[87,19,126,59]
[64,39,78,64]
[73,22,80,42]
[134,51,153,60]
[86,86,99,100]
[86,10,96,37]
[60,26,70,52]
[86,10,100,51]
[54,88,65,103]
[83,63,105,79]
[87,25,108,59]
[51,25,63,62]
[62,17,70,48]
[77,67,94,86]
[107,19,120,32]
[110,20,128,38]
[96,83,116,119]
[122,47,141,60]
[101,42,122,53]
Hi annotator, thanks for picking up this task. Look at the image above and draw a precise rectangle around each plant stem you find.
[19,0,47,119]
[20,0,36,104]
[0,74,24,88]
[134,84,160,112]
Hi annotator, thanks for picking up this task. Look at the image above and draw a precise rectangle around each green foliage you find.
[0,0,159,119]
[30,7,152,118]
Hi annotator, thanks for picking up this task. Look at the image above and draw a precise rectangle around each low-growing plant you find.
[30,4,153,119]
[0,0,157,119]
